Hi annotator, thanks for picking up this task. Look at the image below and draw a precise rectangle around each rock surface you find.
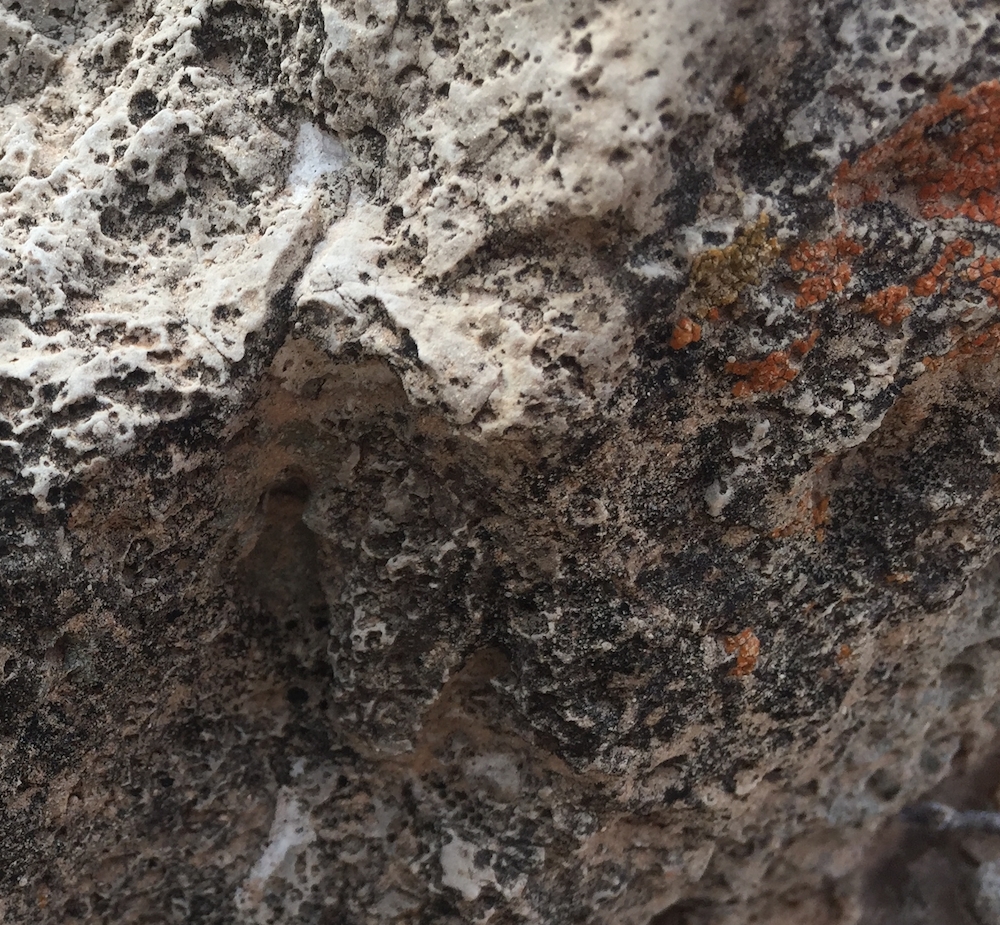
[4,0,1000,922]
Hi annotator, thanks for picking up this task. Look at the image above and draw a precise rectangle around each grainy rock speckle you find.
[5,0,1000,923]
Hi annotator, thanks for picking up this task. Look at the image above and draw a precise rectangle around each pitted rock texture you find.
[5,0,1000,923]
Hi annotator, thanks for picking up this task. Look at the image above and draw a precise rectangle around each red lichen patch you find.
[669,317,702,349]
[726,351,797,396]
[790,329,821,355]
[727,330,820,397]
[965,253,1000,305]
[835,82,1000,225]
[922,322,1000,370]
[860,241,975,325]
[724,628,760,677]
[771,83,1000,388]
[860,285,912,326]
[787,236,864,274]
[949,322,1000,361]
[787,235,863,308]
[913,238,974,297]
[956,323,1000,357]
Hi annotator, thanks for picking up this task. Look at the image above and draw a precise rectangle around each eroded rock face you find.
[4,0,1000,922]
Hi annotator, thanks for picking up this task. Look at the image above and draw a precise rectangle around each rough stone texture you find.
[6,0,1000,922]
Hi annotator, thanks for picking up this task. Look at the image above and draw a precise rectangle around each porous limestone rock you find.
[4,0,1000,922]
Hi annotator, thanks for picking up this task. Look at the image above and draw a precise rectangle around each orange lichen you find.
[787,236,864,273]
[960,323,1000,355]
[835,82,1000,226]
[716,83,1000,397]
[790,329,821,355]
[727,330,820,397]
[922,322,1000,370]
[913,239,974,296]
[965,254,1000,305]
[951,322,1000,360]
[726,351,797,396]
[752,82,1000,386]
[724,628,760,677]
[669,317,702,349]
[858,240,976,325]
[787,235,863,308]
[860,285,912,326]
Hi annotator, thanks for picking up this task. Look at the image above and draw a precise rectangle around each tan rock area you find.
[4,0,1000,921]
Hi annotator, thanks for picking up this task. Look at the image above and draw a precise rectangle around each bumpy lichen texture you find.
[684,212,781,315]
[7,0,1000,923]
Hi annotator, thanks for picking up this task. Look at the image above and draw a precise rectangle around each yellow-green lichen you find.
[685,213,780,316]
